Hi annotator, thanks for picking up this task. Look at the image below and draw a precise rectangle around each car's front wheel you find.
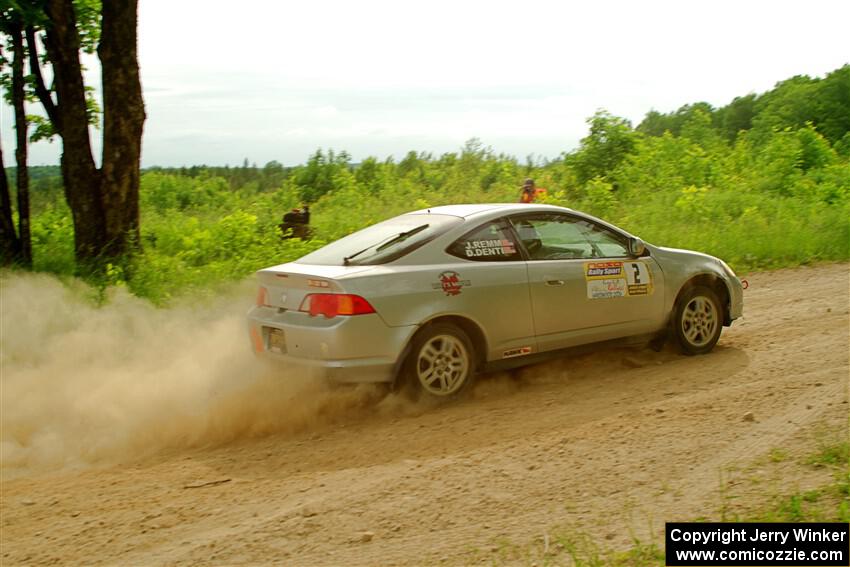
[404,323,476,400]
[673,285,723,355]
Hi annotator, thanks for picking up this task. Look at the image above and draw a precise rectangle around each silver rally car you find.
[248,204,743,398]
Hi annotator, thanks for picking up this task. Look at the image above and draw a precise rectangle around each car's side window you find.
[511,215,594,260]
[511,214,630,260]
[446,220,522,262]
[579,222,630,258]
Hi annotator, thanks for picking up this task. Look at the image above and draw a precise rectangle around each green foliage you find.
[806,441,850,468]
[2,0,102,141]
[715,94,757,142]
[293,148,351,203]
[639,65,850,146]
[570,110,638,184]
[29,202,75,275]
[72,0,102,54]
[638,102,717,138]
[582,177,616,217]
[26,113,55,142]
[12,66,850,304]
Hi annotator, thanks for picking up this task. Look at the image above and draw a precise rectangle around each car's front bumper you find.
[728,276,744,322]
[247,307,416,383]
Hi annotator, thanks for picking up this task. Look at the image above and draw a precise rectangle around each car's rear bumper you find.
[256,350,398,383]
[247,307,416,383]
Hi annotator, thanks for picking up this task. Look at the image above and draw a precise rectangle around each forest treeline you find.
[4,65,850,304]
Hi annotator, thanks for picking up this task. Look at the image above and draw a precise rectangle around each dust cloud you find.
[0,272,651,476]
[0,272,392,474]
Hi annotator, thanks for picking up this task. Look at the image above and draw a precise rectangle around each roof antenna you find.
[427,208,431,213]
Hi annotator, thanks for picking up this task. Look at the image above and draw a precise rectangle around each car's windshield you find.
[296,213,462,266]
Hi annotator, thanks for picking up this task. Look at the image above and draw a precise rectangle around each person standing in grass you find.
[519,178,546,203]
[279,205,311,239]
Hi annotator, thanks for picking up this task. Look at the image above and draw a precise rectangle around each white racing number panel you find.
[584,261,653,299]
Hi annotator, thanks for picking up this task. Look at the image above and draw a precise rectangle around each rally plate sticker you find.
[584,261,653,299]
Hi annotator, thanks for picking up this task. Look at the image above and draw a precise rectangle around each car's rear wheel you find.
[673,285,723,355]
[404,323,476,399]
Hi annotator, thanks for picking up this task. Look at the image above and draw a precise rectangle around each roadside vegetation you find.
[470,436,849,566]
[4,66,849,305]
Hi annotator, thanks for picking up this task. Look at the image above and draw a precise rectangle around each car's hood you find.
[652,245,719,262]
[648,245,728,277]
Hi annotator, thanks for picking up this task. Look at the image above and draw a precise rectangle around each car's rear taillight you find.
[249,326,264,353]
[256,286,269,307]
[299,294,376,318]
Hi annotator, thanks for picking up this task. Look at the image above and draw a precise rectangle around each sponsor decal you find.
[627,283,649,296]
[431,271,471,296]
[587,278,627,299]
[586,261,624,278]
[584,261,653,299]
[464,238,516,257]
[502,346,532,358]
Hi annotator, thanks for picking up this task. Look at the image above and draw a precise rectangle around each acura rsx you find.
[247,204,744,399]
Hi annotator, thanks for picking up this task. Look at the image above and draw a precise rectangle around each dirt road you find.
[2,263,848,565]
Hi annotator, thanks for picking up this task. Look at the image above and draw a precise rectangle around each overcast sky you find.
[2,0,849,167]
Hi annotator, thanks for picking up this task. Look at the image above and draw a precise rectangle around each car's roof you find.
[407,203,574,218]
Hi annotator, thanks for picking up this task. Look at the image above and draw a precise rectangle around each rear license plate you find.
[267,328,286,354]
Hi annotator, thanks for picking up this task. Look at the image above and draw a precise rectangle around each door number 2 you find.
[627,262,649,286]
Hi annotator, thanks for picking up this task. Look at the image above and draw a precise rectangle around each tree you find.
[813,65,850,144]
[636,102,716,138]
[10,17,31,266]
[0,130,21,265]
[715,94,757,142]
[0,11,33,266]
[96,0,145,260]
[2,0,146,270]
[294,149,350,202]
[637,109,675,137]
[570,110,638,185]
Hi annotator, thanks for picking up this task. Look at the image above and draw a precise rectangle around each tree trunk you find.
[97,0,145,258]
[43,0,103,266]
[10,22,32,267]
[0,131,22,266]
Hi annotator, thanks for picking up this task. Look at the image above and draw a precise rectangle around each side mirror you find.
[628,237,646,257]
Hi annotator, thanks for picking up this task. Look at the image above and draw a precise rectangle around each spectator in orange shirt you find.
[519,178,546,203]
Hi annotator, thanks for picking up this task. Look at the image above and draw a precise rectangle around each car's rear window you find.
[446,220,522,262]
[296,213,462,266]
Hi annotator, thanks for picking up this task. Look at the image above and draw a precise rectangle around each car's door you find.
[443,218,538,361]
[510,212,665,352]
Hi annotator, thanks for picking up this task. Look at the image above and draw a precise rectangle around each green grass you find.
[718,441,849,524]
[807,441,850,468]
[769,448,789,463]
[471,439,849,565]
